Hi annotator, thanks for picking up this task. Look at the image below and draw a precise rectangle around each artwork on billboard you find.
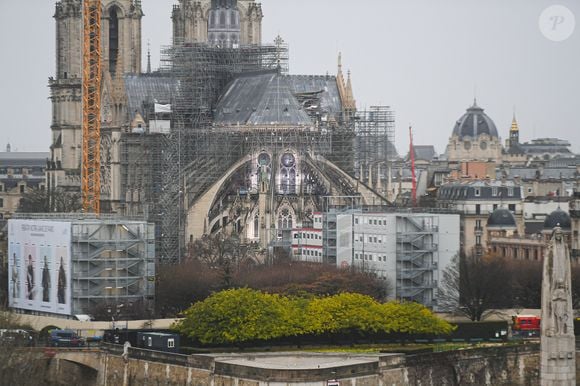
[7,220,72,316]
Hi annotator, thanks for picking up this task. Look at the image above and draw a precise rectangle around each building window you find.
[0,198,3,208]
[476,236,481,246]
[20,185,25,193]
[474,188,480,197]
[354,217,359,224]
[167,338,175,348]
[508,187,514,196]
[109,7,120,75]
[508,204,516,212]
[475,204,481,215]
[253,215,259,238]
[492,187,498,196]
[527,187,533,194]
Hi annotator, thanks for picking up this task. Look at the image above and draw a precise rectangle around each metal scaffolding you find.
[118,40,397,262]
[396,215,439,307]
[157,42,292,261]
[354,106,397,183]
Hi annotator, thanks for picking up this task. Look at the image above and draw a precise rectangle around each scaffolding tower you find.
[354,106,396,187]
[396,215,439,307]
[157,42,292,261]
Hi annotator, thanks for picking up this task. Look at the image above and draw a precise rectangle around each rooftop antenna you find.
[409,125,417,207]
[147,40,152,74]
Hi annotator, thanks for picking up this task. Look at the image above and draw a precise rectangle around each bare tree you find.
[18,187,81,213]
[188,234,257,288]
[438,252,512,321]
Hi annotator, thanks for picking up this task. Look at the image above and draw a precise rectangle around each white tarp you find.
[154,103,172,113]
[8,220,72,316]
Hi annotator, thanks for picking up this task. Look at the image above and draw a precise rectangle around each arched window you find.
[280,153,296,195]
[220,10,226,27]
[253,215,259,238]
[109,7,120,75]
[230,10,237,26]
[278,208,292,230]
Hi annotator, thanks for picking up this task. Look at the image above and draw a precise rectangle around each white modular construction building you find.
[7,214,155,318]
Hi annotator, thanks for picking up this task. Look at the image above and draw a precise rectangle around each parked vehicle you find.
[0,329,33,346]
[512,315,540,337]
[137,332,180,353]
[49,329,85,347]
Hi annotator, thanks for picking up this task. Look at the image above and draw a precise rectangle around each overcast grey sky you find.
[1,0,579,154]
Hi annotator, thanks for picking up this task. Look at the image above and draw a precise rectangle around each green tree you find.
[175,288,299,344]
[304,293,386,335]
[175,289,453,345]
[380,302,454,335]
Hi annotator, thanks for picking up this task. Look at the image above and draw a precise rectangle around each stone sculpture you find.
[540,226,576,385]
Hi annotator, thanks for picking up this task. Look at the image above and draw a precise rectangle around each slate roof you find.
[452,102,498,139]
[412,145,437,161]
[487,208,517,228]
[0,152,49,167]
[543,208,571,230]
[284,75,342,116]
[124,74,178,120]
[505,167,578,180]
[213,70,313,127]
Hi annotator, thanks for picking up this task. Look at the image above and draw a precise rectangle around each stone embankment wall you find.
[42,343,580,385]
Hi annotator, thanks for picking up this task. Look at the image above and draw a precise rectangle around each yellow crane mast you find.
[82,0,102,214]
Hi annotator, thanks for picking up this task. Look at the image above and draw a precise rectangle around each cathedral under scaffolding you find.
[118,41,397,261]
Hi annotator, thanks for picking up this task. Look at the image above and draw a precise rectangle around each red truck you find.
[512,315,540,337]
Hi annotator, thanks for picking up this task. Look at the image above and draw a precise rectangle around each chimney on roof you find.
[6,143,11,152]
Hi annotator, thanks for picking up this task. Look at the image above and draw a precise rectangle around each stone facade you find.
[172,0,263,45]
[38,343,580,386]
[445,102,503,163]
[49,0,143,211]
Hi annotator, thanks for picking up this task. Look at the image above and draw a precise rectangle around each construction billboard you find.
[7,220,72,316]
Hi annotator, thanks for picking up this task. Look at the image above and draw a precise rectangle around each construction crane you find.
[82,0,102,214]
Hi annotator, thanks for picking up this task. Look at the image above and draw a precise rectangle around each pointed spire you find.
[147,40,152,74]
[346,70,355,107]
[338,52,343,74]
[511,112,519,132]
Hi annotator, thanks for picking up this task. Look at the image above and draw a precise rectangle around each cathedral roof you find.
[452,100,499,139]
[213,70,314,127]
[284,75,343,116]
[124,74,178,120]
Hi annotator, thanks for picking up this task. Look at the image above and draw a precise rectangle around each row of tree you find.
[156,235,391,318]
[438,253,580,321]
[174,288,454,345]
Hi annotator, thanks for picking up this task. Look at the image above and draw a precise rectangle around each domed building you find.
[487,207,518,237]
[542,208,572,244]
[445,100,503,163]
